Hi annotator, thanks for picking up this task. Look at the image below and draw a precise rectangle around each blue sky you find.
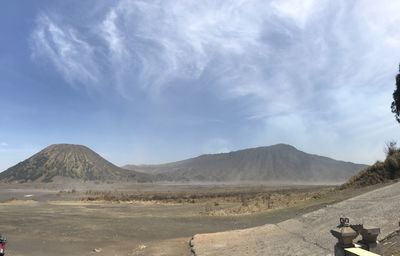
[1,0,399,170]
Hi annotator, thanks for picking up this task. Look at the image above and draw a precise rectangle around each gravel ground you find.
[191,182,400,256]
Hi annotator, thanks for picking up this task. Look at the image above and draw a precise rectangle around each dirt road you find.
[191,181,400,256]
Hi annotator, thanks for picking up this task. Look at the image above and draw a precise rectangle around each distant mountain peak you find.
[248,144,299,151]
[2,143,367,184]
[124,144,367,183]
[270,143,297,149]
[45,143,90,150]
[0,144,153,183]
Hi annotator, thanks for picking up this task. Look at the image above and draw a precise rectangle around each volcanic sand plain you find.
[0,182,389,256]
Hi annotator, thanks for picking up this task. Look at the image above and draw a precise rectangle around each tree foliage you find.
[391,64,400,123]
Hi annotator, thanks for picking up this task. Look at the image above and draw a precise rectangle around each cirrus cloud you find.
[29,0,400,163]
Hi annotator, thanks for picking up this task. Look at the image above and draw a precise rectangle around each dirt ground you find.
[0,182,390,256]
[381,230,400,256]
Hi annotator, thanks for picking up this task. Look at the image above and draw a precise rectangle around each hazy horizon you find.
[1,0,399,170]
[0,142,370,172]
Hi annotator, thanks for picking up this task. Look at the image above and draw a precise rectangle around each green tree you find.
[391,64,400,123]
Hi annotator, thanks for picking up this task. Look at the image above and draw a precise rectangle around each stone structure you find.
[330,218,381,256]
[356,226,381,254]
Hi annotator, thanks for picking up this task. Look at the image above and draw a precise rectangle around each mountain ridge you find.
[0,143,367,184]
[124,144,367,183]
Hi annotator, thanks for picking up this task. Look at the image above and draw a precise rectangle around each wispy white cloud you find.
[29,0,400,163]
[0,142,8,147]
[31,14,101,91]
[270,0,322,28]
[30,0,400,99]
[101,10,126,58]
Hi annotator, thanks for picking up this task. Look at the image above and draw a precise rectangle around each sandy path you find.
[191,182,400,256]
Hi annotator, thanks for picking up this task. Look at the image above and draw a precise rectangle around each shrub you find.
[385,141,400,157]
[341,161,386,189]
[385,152,400,179]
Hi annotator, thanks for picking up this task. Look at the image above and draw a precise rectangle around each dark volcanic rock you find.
[0,144,153,183]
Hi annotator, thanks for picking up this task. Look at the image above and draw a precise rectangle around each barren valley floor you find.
[0,183,389,256]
